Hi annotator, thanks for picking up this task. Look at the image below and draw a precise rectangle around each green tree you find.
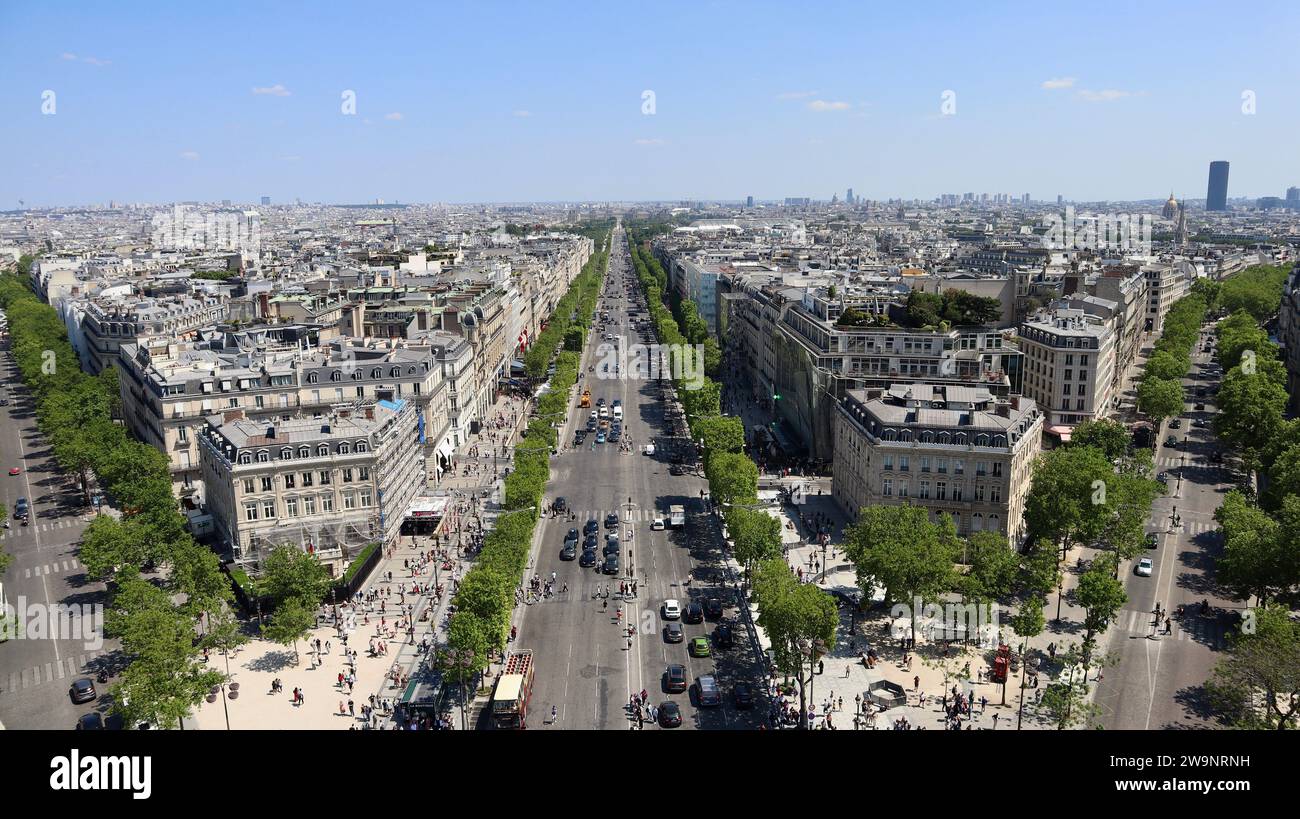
[261,596,315,663]
[1075,553,1128,649]
[1216,367,1287,460]
[1214,490,1292,604]
[1136,376,1184,425]
[1070,418,1131,460]
[706,452,759,506]
[1008,598,1045,719]
[752,558,837,729]
[79,515,152,581]
[257,544,333,607]
[725,506,783,574]
[1206,604,1300,730]
[962,530,1019,603]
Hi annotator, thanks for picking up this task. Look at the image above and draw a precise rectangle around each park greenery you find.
[1136,293,1207,425]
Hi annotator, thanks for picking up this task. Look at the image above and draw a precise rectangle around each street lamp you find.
[205,680,239,730]
[796,637,828,731]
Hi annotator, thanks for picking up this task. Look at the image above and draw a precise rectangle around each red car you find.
[8,467,19,476]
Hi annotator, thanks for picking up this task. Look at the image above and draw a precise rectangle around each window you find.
[992,462,1003,477]
[1076,399,1085,411]
[358,466,370,481]
[882,455,893,471]
[1064,369,1072,381]
[228,397,239,408]
[937,458,948,474]
[920,457,930,473]
[936,481,947,500]
[321,494,334,513]
[359,489,372,507]
[971,513,984,532]
[178,427,189,444]
[308,372,318,384]
[882,479,893,497]
[262,500,276,519]
[280,447,292,460]
[302,472,313,487]
[285,498,298,517]
[954,459,964,475]
[975,484,986,501]
[357,386,365,398]
[899,456,910,472]
[899,481,909,498]
[919,481,931,500]
[1077,384,1086,396]
[952,484,964,502]
[318,445,329,457]
[257,450,270,463]
[355,441,368,453]
[342,468,353,483]
[976,461,988,477]
[988,514,1000,531]
[284,474,295,489]
[244,502,258,521]
[335,389,343,401]
[319,470,332,485]
[1079,355,1088,366]
[299,447,310,458]
[242,479,254,494]
[338,442,351,455]
[343,492,356,510]
[304,496,316,515]
[391,367,401,378]
[330,371,341,382]
[990,486,1002,503]
[261,476,273,492]
[255,395,265,409]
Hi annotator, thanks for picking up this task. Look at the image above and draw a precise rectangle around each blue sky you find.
[2,0,1298,206]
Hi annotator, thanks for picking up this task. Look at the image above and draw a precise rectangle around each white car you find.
[1135,558,1153,577]
[643,444,655,456]
[651,517,665,531]
[662,599,681,620]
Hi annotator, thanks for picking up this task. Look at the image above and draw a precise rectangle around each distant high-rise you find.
[260,196,271,206]
[1287,187,1299,208]
[1206,161,1230,211]
[1057,194,1063,205]
[1022,193,1030,204]
[746,195,754,208]
[222,199,231,207]
[846,188,854,205]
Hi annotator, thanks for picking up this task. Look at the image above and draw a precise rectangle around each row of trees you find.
[441,227,611,682]
[0,258,237,728]
[1137,293,1208,425]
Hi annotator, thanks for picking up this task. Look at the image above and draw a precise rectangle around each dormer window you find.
[370,367,382,379]
[330,371,341,382]
[308,372,318,383]
[391,367,401,378]
[280,447,293,459]
[299,446,310,458]
[256,450,270,463]
[338,442,351,454]
[317,444,329,456]
[239,453,252,465]
[355,441,368,453]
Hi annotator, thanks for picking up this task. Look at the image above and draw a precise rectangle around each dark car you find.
[554,497,568,513]
[1195,403,1206,411]
[76,713,105,730]
[605,513,619,529]
[70,678,96,704]
[603,538,620,556]
[664,622,684,643]
[574,430,586,444]
[564,528,579,545]
[602,554,620,575]
[695,675,722,707]
[14,497,28,519]
[1169,418,1182,429]
[669,463,685,476]
[1144,533,1159,549]
[580,548,598,567]
[584,519,599,536]
[560,542,577,561]
[583,534,598,550]
[1164,436,1178,448]
[684,602,704,624]
[597,397,606,407]
[704,598,724,620]
[732,681,756,709]
[714,623,734,648]
[1155,472,1168,486]
[658,701,683,728]
[664,664,688,693]
[586,419,598,431]
[609,431,621,442]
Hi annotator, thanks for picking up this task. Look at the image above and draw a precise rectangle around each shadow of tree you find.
[245,650,300,673]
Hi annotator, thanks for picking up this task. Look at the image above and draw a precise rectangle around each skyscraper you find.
[846,188,854,204]
[746,195,754,208]
[260,196,271,206]
[1286,187,1299,209]
[1206,161,1230,211]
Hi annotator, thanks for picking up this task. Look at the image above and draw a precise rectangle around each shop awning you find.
[1046,425,1073,442]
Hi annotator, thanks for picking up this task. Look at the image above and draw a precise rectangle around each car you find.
[609,431,621,442]
[643,444,656,456]
[664,622,684,643]
[586,419,598,431]
[664,664,688,693]
[1196,387,1207,397]
[554,497,568,513]
[560,542,577,561]
[76,713,105,730]
[565,528,579,545]
[603,539,620,557]
[613,399,622,407]
[732,681,756,709]
[0,399,8,406]
[597,398,606,407]
[713,623,734,648]
[662,599,681,619]
[579,548,598,567]
[669,463,685,476]
[7,467,18,476]
[602,554,620,575]
[1164,436,1178,448]
[689,636,711,657]
[584,519,599,535]
[583,533,597,550]
[1144,533,1159,549]
[1169,418,1182,429]
[595,432,606,444]
[1156,472,1168,486]
[70,678,97,704]
[1195,403,1206,411]
[684,602,703,624]
[1193,418,1208,428]
[650,517,665,530]
[1135,557,1154,577]
[605,513,619,529]
[658,701,683,728]
[695,674,722,707]
[704,598,724,620]
[574,431,586,444]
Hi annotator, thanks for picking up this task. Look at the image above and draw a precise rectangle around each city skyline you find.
[3,1,1300,206]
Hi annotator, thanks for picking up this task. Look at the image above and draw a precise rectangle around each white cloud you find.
[513,110,532,117]
[61,52,78,61]
[1078,89,1132,102]
[1041,77,1076,90]
[180,151,200,161]
[777,90,818,100]
[252,84,291,97]
[82,56,111,67]
[807,100,850,112]
[385,112,404,120]
[633,138,666,146]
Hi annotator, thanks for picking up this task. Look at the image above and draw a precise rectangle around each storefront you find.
[400,495,449,537]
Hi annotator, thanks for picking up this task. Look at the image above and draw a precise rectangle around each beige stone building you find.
[1015,306,1116,433]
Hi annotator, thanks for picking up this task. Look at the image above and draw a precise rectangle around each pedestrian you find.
[992,713,999,729]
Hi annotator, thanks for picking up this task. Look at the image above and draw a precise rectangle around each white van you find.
[612,405,623,421]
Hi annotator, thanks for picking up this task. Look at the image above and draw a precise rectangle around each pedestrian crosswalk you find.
[0,519,81,539]
[1113,608,1230,648]
[567,508,671,524]
[18,558,82,579]
[0,651,106,697]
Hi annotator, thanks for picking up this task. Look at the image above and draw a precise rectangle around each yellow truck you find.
[580,389,591,408]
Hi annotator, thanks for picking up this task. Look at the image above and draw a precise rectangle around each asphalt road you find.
[511,222,767,730]
[1095,322,1236,729]
[0,338,114,730]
